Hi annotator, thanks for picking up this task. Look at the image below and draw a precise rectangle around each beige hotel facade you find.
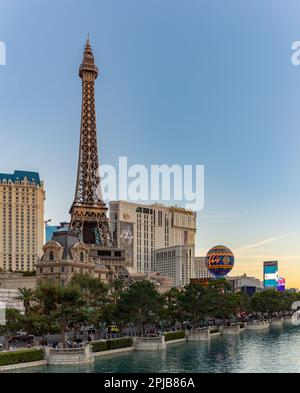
[0,171,45,272]
[109,200,196,275]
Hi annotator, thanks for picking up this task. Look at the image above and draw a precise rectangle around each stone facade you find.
[36,230,112,285]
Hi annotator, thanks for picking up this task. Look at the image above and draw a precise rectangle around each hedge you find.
[91,340,108,352]
[107,338,132,350]
[164,331,185,341]
[92,338,133,353]
[0,349,44,366]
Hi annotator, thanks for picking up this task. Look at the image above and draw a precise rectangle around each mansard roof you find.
[0,170,41,185]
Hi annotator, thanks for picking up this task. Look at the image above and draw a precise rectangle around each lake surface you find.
[15,325,300,373]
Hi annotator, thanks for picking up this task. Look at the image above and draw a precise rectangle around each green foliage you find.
[3,308,24,334]
[22,271,36,277]
[115,281,164,335]
[164,331,185,341]
[177,283,207,328]
[250,289,296,313]
[5,273,300,343]
[92,340,108,352]
[92,338,133,352]
[0,349,44,366]
[107,338,133,350]
[163,288,182,325]
[13,288,36,315]
[70,273,111,327]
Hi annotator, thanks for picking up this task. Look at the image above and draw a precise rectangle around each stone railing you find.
[270,317,284,327]
[45,345,94,365]
[133,336,166,351]
[246,320,270,331]
[48,347,85,355]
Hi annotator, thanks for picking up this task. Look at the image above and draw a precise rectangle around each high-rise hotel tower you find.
[110,201,196,274]
[0,171,45,271]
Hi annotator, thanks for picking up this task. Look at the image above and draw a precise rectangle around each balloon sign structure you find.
[205,245,235,278]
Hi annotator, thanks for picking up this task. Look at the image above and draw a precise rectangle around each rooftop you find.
[0,170,41,186]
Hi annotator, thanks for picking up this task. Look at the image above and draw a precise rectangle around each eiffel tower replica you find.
[69,38,132,284]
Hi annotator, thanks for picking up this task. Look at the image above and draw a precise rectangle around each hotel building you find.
[109,201,196,274]
[193,256,214,279]
[155,244,194,287]
[0,171,45,272]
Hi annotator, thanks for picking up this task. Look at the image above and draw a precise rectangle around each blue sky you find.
[1,0,300,285]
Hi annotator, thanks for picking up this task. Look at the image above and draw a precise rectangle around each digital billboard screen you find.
[264,261,278,288]
[278,277,285,292]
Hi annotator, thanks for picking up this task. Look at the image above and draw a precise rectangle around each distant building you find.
[45,222,70,242]
[193,256,214,279]
[287,288,299,293]
[155,245,194,287]
[0,288,24,313]
[109,201,196,273]
[129,270,174,293]
[227,274,263,294]
[0,271,36,290]
[45,225,57,243]
[0,170,45,272]
[263,261,278,289]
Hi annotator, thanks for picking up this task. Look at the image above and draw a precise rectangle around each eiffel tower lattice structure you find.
[69,38,113,247]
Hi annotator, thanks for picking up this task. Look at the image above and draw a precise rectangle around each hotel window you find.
[158,211,162,226]
[50,251,54,261]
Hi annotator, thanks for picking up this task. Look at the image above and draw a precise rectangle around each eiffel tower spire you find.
[69,38,112,246]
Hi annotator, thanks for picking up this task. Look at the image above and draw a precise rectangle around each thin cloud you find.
[236,254,300,261]
[201,213,240,219]
[238,234,296,251]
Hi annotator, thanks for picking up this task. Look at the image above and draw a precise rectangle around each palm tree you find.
[14,287,36,315]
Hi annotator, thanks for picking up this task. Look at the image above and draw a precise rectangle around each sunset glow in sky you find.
[1,0,300,287]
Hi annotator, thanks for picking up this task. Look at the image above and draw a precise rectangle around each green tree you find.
[163,288,182,327]
[14,287,36,315]
[35,281,87,347]
[177,283,207,329]
[71,273,111,333]
[2,308,24,349]
[115,281,164,336]
[251,289,284,314]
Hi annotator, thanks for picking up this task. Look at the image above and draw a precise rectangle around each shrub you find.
[164,331,185,341]
[91,341,108,352]
[0,349,44,366]
[92,338,133,353]
[107,338,133,350]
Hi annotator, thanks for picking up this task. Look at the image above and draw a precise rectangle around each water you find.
[14,325,300,373]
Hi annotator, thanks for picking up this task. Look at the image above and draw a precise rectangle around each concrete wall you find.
[45,345,94,365]
[133,336,166,350]
[0,273,36,290]
[246,321,270,331]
